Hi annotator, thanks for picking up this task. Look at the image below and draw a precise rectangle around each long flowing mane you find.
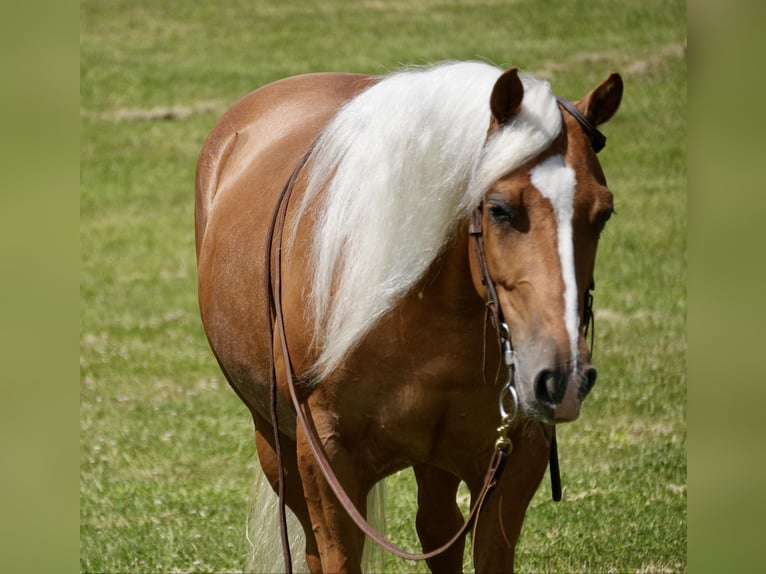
[296,61,562,379]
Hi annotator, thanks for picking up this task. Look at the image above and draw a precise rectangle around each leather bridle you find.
[263,97,604,572]
[469,97,605,505]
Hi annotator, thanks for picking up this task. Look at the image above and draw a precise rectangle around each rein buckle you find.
[495,382,519,454]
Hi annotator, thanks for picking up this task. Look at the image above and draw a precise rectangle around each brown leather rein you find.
[263,97,603,572]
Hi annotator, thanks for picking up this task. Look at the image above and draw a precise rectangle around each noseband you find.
[265,97,604,572]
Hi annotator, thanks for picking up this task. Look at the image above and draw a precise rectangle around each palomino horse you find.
[196,61,622,573]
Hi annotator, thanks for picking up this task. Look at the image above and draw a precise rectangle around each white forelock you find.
[295,61,562,380]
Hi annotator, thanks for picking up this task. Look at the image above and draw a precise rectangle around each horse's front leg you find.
[296,407,368,574]
[471,423,550,574]
[414,463,466,574]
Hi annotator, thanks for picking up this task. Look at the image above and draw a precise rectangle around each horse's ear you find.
[575,72,623,126]
[490,67,524,125]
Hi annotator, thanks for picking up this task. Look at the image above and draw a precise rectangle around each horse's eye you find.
[488,203,515,226]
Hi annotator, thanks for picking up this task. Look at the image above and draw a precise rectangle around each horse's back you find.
[195,72,372,254]
[195,72,373,412]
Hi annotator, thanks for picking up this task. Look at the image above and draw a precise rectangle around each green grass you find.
[80,1,686,572]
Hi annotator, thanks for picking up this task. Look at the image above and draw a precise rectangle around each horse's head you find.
[470,67,623,424]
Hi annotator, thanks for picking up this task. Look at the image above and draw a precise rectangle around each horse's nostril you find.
[580,367,597,399]
[534,369,560,405]
[534,370,551,404]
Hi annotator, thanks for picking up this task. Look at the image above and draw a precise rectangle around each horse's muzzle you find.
[533,364,597,423]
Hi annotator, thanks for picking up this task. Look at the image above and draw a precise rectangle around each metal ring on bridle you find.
[499,322,514,367]
[500,321,510,341]
[498,382,519,425]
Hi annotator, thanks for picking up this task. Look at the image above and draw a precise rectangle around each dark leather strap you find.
[549,427,562,502]
[263,144,318,573]
[469,206,504,334]
[557,97,606,153]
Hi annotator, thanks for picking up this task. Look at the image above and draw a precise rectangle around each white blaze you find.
[529,154,579,363]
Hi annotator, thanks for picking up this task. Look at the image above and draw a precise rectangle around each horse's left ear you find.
[490,67,524,125]
[575,73,623,126]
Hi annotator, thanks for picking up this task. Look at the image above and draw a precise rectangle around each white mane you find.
[296,61,562,380]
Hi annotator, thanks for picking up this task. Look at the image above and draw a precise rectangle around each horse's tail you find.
[245,462,387,573]
[245,463,307,573]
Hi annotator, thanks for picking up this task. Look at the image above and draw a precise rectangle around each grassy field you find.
[80,1,686,572]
